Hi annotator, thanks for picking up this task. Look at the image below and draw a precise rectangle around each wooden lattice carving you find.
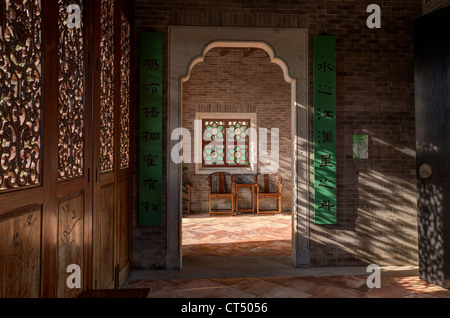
[100,0,115,173]
[120,12,130,169]
[57,0,85,181]
[0,0,43,191]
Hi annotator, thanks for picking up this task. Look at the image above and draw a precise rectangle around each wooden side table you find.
[235,183,255,214]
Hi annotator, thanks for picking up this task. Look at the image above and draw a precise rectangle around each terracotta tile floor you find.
[126,274,450,298]
[125,212,450,298]
[182,212,292,257]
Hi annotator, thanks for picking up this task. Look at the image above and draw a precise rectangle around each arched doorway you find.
[181,46,293,263]
[167,27,309,269]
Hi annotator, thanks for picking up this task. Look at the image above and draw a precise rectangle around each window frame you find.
[201,118,251,168]
[194,112,257,175]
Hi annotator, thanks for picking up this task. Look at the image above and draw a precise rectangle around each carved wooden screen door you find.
[92,0,132,290]
[0,0,92,298]
[0,0,131,297]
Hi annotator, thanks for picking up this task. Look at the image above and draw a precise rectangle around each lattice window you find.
[0,0,43,191]
[100,0,115,173]
[119,12,130,170]
[202,119,250,167]
[57,0,85,181]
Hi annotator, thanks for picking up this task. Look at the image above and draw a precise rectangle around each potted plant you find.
[182,165,193,214]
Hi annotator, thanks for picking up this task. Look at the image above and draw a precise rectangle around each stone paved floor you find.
[125,212,450,298]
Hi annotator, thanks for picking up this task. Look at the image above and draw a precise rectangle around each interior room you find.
[1,0,450,300]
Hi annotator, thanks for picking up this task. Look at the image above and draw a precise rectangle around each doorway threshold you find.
[183,255,294,279]
[126,256,418,282]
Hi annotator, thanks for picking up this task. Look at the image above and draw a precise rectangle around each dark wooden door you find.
[415,5,450,288]
[0,0,93,298]
[0,0,131,297]
[92,0,132,290]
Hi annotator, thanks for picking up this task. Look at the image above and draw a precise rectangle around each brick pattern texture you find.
[131,0,422,269]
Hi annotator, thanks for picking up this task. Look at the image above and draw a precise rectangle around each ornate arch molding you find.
[181,40,295,84]
[167,27,309,269]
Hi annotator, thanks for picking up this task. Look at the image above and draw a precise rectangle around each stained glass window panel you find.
[202,119,250,168]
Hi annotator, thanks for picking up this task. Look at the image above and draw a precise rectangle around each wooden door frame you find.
[92,0,110,290]
[84,0,95,293]
[40,0,59,298]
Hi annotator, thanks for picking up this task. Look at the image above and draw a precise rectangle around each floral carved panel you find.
[57,195,83,298]
[0,0,43,191]
[57,0,85,181]
[120,12,130,170]
[100,0,115,173]
[0,208,41,298]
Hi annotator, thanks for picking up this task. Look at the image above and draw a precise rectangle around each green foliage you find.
[182,165,192,205]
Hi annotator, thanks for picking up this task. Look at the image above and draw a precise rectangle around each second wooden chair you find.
[254,173,283,215]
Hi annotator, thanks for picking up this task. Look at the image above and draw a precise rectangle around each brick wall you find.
[132,0,422,269]
[182,47,292,214]
[422,0,449,15]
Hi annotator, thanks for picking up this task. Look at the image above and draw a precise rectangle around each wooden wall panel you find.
[0,208,41,298]
[57,194,84,298]
[100,184,115,289]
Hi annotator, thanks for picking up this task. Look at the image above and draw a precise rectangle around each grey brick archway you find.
[167,26,309,269]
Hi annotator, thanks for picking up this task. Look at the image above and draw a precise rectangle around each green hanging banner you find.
[313,35,337,225]
[139,32,163,226]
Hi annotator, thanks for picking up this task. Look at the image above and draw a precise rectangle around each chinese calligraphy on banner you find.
[314,35,337,225]
[139,32,163,226]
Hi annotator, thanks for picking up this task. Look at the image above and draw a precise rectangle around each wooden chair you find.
[208,172,236,216]
[254,173,283,215]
